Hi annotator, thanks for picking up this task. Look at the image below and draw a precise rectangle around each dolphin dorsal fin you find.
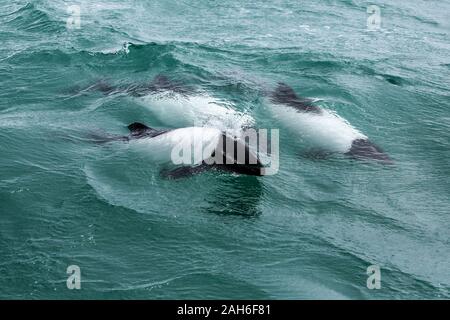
[128,122,152,135]
[272,82,299,103]
[152,75,171,87]
[271,83,321,113]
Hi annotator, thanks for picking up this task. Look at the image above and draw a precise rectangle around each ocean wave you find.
[3,2,64,33]
[4,42,178,68]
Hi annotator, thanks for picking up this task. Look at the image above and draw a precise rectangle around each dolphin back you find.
[271,83,321,113]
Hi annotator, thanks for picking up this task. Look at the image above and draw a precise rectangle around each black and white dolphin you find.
[87,75,254,132]
[269,83,392,163]
[91,122,264,178]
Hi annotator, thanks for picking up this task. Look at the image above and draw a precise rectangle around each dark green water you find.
[0,0,449,299]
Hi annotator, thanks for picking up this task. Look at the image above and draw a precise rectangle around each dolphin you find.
[86,75,254,132]
[90,122,264,178]
[269,83,392,163]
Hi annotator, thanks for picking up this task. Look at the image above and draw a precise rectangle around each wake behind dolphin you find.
[269,83,392,163]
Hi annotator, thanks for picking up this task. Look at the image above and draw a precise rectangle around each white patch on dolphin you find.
[86,75,254,135]
[269,102,367,153]
[129,126,222,165]
[133,91,254,134]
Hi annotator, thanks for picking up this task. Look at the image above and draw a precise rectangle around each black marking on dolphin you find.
[127,122,169,139]
[87,122,167,143]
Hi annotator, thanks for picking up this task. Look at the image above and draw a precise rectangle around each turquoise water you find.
[0,0,449,299]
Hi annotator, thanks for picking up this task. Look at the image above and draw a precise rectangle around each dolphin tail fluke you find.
[346,139,393,164]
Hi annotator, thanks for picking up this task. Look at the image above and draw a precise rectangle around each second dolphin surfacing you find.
[89,75,254,133]
[269,83,392,164]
